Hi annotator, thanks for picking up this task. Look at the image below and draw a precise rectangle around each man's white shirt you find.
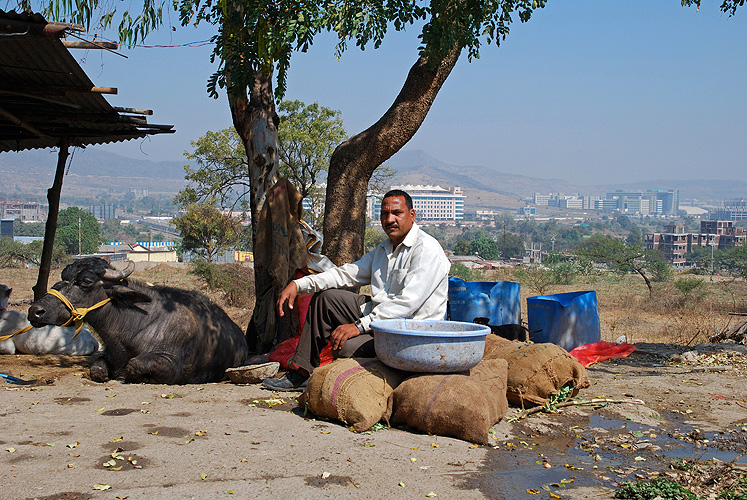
[292,223,451,332]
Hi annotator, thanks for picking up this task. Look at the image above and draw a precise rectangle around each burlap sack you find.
[298,358,407,432]
[482,336,589,408]
[384,358,509,445]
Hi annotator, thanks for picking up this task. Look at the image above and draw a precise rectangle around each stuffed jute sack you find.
[298,358,407,432]
[482,334,589,408]
[383,358,509,445]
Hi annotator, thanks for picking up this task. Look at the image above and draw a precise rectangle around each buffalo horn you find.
[103,261,135,281]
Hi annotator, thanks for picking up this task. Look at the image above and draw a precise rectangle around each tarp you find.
[569,341,636,367]
[447,277,521,326]
[527,290,601,352]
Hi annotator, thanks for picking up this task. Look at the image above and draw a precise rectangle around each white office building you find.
[369,185,465,222]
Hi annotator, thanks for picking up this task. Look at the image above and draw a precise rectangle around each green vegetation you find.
[170,203,243,263]
[576,234,669,298]
[12,219,44,237]
[55,207,103,255]
[615,478,699,500]
[673,276,707,303]
[0,238,67,268]
[364,228,386,253]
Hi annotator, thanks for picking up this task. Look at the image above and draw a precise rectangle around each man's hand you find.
[330,323,361,351]
[277,282,298,317]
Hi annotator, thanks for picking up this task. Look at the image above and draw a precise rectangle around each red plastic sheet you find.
[569,341,636,367]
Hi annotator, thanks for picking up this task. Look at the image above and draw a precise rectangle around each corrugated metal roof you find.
[0,9,174,152]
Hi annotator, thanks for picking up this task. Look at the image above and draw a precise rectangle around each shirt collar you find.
[384,222,420,252]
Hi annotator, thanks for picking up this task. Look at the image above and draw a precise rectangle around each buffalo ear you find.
[106,285,152,304]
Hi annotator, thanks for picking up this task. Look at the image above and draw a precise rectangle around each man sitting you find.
[263,189,451,391]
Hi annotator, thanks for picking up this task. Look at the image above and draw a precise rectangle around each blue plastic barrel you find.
[447,277,521,326]
[526,291,601,351]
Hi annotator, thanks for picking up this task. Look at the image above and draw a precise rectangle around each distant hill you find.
[2,147,743,207]
[0,148,187,198]
[387,150,746,206]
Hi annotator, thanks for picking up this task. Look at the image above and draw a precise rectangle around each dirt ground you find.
[2,342,746,500]
[2,265,746,499]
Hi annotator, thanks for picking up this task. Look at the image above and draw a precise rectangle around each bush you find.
[550,260,579,285]
[673,276,707,303]
[514,267,554,295]
[189,260,254,308]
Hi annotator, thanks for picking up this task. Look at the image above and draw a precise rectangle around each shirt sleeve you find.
[293,249,375,294]
[358,237,449,332]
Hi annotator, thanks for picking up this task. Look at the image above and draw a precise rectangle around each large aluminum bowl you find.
[371,319,489,373]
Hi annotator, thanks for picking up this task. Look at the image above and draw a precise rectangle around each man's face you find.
[380,195,416,247]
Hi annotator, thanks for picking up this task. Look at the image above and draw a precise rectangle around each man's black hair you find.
[382,189,413,209]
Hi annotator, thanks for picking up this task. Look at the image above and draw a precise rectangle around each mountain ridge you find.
[1,148,743,205]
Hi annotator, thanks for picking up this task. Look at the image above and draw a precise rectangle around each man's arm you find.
[293,250,376,295]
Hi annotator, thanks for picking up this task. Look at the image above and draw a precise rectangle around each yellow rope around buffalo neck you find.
[47,288,111,338]
[0,323,33,342]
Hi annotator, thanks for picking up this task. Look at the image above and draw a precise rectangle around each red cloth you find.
[569,341,636,367]
[268,335,333,370]
[268,272,331,370]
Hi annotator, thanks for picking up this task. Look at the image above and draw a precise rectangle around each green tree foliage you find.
[717,245,747,279]
[175,128,249,211]
[647,253,673,283]
[176,99,347,226]
[278,100,346,197]
[1,237,69,268]
[452,239,472,256]
[673,276,706,303]
[450,227,525,260]
[13,220,45,237]
[502,232,526,260]
[55,207,103,255]
[685,245,715,274]
[470,237,500,260]
[364,228,386,253]
[449,262,481,282]
[100,219,141,242]
[171,203,242,263]
[514,267,554,296]
[575,234,668,298]
[549,260,579,285]
[189,260,255,307]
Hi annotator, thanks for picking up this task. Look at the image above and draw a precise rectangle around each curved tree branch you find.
[322,45,461,265]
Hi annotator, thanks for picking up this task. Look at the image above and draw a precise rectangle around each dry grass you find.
[3,264,746,347]
[0,263,255,332]
[482,268,747,346]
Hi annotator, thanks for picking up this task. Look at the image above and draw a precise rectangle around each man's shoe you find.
[261,371,308,392]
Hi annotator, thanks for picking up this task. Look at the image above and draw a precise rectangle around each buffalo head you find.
[1,284,11,310]
[28,257,145,327]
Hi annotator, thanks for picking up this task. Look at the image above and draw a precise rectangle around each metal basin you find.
[371,319,489,373]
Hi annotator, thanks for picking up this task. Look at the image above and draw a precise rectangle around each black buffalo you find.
[28,257,248,384]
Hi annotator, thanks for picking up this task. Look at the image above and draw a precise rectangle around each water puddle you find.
[478,413,745,498]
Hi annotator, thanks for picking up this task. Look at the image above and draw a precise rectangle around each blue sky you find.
[61,2,747,185]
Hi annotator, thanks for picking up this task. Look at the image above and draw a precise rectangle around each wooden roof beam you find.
[113,107,153,116]
[0,85,117,95]
[62,40,118,50]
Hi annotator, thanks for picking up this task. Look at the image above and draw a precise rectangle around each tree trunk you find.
[228,69,280,234]
[322,46,462,265]
[33,138,68,301]
[635,266,654,299]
